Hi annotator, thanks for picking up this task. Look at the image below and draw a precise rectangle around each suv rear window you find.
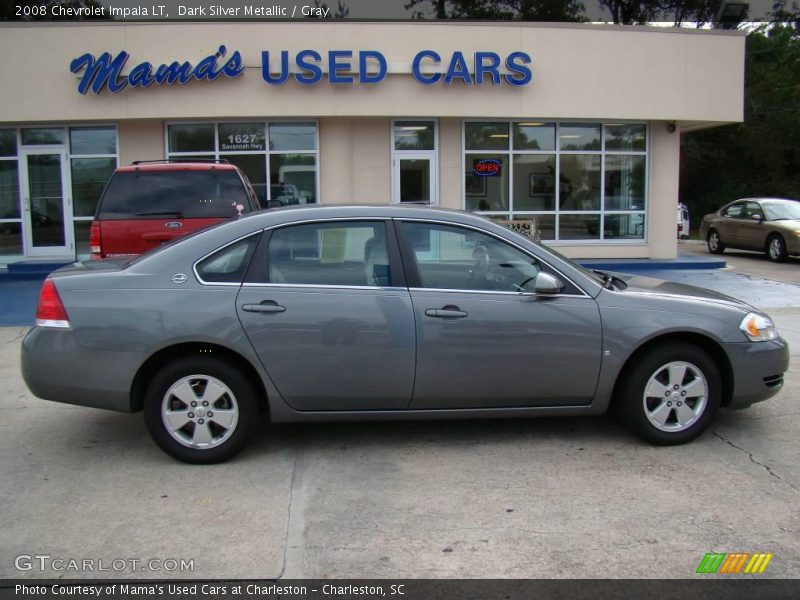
[97,170,251,220]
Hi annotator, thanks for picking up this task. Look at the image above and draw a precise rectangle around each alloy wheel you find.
[642,361,708,433]
[161,374,239,449]
[769,237,784,261]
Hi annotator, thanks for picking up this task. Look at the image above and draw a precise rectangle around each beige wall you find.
[117,120,164,165]
[0,22,743,126]
[319,118,390,205]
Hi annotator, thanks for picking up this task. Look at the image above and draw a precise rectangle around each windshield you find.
[762,201,800,221]
[98,170,251,219]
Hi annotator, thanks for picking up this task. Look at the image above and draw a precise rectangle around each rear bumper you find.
[21,327,144,413]
[722,338,790,409]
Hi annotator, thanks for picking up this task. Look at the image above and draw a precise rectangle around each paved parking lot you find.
[1,255,798,579]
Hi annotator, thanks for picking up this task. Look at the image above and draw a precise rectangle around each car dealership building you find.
[0,21,744,263]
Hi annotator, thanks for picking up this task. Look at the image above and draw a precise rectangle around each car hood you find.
[612,273,755,312]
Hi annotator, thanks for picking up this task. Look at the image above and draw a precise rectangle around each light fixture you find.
[517,122,546,127]
[399,126,428,131]
[489,134,509,138]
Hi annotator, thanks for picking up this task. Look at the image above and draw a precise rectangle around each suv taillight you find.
[89,221,102,258]
[36,279,70,328]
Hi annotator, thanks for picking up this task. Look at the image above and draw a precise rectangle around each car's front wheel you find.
[143,356,259,464]
[707,230,725,254]
[766,234,788,263]
[615,343,721,445]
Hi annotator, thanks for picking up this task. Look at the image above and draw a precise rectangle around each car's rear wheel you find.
[615,343,721,445]
[143,356,259,464]
[766,234,788,263]
[707,230,725,254]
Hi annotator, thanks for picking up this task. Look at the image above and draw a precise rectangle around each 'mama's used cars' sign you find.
[70,46,533,95]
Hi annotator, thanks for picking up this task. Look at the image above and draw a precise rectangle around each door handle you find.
[425,305,468,319]
[242,300,286,314]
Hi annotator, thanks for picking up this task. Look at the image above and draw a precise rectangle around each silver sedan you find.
[22,206,789,463]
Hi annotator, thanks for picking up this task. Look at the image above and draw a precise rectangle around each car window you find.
[762,201,800,221]
[721,203,744,218]
[745,202,765,220]
[195,235,259,283]
[267,221,391,287]
[402,222,544,293]
[98,170,251,219]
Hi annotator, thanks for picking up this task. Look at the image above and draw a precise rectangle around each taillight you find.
[89,221,102,258]
[35,279,70,328]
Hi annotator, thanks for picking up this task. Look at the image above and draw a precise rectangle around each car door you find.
[236,219,415,411]
[717,202,746,248]
[741,201,768,250]
[396,220,603,409]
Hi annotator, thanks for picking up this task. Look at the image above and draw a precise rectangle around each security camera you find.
[667,121,677,133]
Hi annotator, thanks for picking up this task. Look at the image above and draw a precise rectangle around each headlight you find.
[739,312,777,342]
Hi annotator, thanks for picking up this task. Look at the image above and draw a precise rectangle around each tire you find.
[707,230,725,254]
[614,343,721,445]
[143,356,260,464]
[766,234,788,263]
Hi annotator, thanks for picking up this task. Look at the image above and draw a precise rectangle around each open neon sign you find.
[473,159,502,177]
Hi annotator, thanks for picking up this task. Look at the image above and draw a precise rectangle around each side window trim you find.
[245,218,405,289]
[394,218,589,297]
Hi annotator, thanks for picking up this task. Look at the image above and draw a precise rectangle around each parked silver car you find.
[22,206,788,463]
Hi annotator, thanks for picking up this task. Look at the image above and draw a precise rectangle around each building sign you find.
[473,159,502,177]
[218,124,266,151]
[70,48,533,95]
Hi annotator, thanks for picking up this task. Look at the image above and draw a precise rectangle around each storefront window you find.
[69,127,116,155]
[168,124,215,153]
[605,155,645,210]
[559,155,601,211]
[69,126,118,253]
[465,154,508,212]
[168,121,319,206]
[513,155,555,211]
[0,161,20,218]
[513,122,555,151]
[21,128,64,146]
[0,129,17,156]
[219,123,266,152]
[559,124,601,151]
[394,121,435,151]
[465,122,509,151]
[605,124,646,152]
[270,154,317,205]
[71,157,116,217]
[465,120,647,243]
[269,122,316,151]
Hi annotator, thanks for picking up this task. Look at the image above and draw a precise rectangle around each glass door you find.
[393,153,435,205]
[21,149,73,258]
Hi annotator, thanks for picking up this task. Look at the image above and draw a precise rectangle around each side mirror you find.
[751,214,764,222]
[534,272,564,295]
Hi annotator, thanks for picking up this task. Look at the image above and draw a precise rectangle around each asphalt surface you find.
[1,254,799,579]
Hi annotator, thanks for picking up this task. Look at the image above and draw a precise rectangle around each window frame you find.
[391,118,438,206]
[0,124,118,261]
[164,119,321,206]
[461,119,648,245]
[241,218,406,290]
[395,218,590,298]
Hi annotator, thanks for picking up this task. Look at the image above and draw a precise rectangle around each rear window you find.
[98,170,251,219]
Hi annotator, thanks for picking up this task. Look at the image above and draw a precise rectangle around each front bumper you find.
[21,327,145,413]
[722,337,790,409]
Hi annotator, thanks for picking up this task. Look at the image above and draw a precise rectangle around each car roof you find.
[116,162,238,173]
[730,197,796,204]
